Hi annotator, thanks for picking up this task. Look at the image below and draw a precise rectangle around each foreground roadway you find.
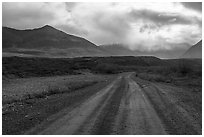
[26,73,201,135]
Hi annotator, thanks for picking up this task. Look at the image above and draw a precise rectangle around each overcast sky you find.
[2,2,202,52]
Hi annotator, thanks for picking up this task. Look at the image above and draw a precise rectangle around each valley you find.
[2,2,202,135]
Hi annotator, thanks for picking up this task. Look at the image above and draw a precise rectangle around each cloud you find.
[65,2,77,12]
[2,2,71,29]
[2,2,202,53]
[129,9,201,28]
[181,2,202,12]
[55,24,88,36]
[130,9,190,25]
[3,3,55,29]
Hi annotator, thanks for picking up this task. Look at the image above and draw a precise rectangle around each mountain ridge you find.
[182,40,202,59]
[3,25,201,59]
[2,25,109,57]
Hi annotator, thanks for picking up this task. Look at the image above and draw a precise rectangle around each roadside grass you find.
[3,56,201,102]
[23,81,97,100]
[2,75,115,135]
[137,64,202,92]
[2,74,114,105]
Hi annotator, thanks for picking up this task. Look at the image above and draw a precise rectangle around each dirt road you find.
[25,73,201,135]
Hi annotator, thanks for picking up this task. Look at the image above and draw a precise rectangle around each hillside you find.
[182,40,202,58]
[2,25,109,57]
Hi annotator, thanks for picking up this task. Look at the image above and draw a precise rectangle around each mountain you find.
[182,40,202,59]
[3,25,194,59]
[100,44,137,56]
[2,25,109,57]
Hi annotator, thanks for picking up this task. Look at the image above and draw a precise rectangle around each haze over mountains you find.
[2,25,202,59]
[100,44,136,56]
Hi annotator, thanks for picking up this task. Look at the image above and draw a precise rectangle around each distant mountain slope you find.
[2,25,109,57]
[100,44,136,56]
[182,40,202,58]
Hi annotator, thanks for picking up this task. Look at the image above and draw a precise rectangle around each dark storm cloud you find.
[181,2,202,12]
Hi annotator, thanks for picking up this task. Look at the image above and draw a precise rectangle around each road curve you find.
[27,73,167,135]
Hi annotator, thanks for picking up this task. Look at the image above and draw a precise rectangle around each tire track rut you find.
[113,75,166,135]
[34,76,123,134]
